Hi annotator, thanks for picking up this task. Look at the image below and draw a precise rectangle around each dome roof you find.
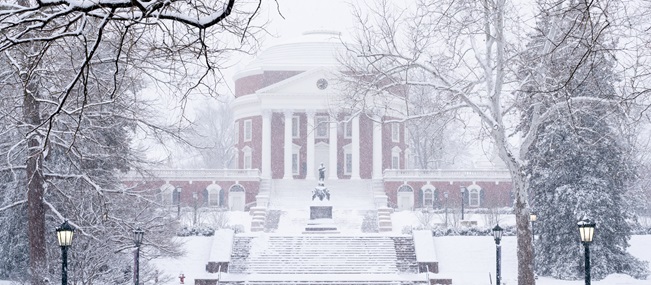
[235,30,345,79]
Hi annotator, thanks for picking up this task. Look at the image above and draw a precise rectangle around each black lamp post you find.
[492,223,504,285]
[176,187,182,220]
[530,212,537,277]
[193,192,198,226]
[56,221,75,285]
[444,191,449,227]
[460,186,466,220]
[133,228,144,285]
[578,219,596,285]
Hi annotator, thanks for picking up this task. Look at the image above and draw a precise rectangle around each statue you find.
[312,181,330,201]
[318,162,326,182]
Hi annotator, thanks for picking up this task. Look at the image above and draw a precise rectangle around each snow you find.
[147,210,651,285]
[413,230,437,262]
[208,229,234,262]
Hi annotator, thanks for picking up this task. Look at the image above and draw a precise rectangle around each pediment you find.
[256,68,338,94]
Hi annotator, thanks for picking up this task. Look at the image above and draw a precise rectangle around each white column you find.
[306,110,316,180]
[328,114,338,180]
[372,117,383,179]
[351,115,361,179]
[261,110,272,179]
[283,110,293,179]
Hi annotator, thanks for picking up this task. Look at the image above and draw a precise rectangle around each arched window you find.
[229,184,245,193]
[206,184,223,207]
[398,184,413,193]
[467,185,482,207]
[421,184,436,209]
[423,189,433,208]
[159,183,175,205]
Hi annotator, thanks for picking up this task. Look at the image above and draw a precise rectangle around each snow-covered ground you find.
[150,209,651,285]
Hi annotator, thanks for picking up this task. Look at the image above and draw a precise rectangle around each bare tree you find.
[0,1,265,283]
[338,0,537,283]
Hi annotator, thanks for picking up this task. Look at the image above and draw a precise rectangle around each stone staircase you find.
[199,233,452,285]
[229,235,408,274]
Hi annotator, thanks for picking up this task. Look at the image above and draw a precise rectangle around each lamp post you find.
[530,212,537,277]
[193,192,198,226]
[460,186,466,220]
[133,228,144,285]
[578,219,596,285]
[492,224,504,285]
[56,221,75,285]
[176,187,182,220]
[444,191,449,227]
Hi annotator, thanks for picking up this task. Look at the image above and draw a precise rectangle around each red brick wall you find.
[235,116,262,170]
[384,181,513,208]
[124,180,260,208]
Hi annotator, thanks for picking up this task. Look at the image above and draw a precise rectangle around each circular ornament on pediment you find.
[317,78,328,90]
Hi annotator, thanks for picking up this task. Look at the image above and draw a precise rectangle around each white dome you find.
[235,30,345,78]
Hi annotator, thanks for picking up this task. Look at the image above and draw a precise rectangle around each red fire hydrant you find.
[179,273,185,284]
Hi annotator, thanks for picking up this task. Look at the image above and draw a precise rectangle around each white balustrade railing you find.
[122,169,261,181]
[383,168,511,181]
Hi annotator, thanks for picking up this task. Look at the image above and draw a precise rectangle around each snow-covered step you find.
[229,235,414,275]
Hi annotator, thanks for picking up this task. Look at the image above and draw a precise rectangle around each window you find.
[160,184,174,205]
[391,146,401,169]
[234,124,239,144]
[344,116,352,138]
[469,189,480,207]
[292,116,300,138]
[315,116,329,138]
[292,153,299,175]
[391,123,400,142]
[243,146,252,169]
[423,189,433,208]
[244,119,252,141]
[206,185,222,207]
[345,153,352,174]
[172,188,181,205]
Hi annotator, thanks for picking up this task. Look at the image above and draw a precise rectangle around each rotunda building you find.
[232,31,408,180]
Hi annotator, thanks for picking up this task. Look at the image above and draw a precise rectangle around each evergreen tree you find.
[519,0,648,280]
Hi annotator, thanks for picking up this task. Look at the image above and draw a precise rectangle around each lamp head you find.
[530,212,537,222]
[56,220,75,247]
[133,227,145,247]
[577,219,596,243]
[492,223,504,243]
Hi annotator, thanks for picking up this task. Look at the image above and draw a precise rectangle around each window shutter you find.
[480,189,485,207]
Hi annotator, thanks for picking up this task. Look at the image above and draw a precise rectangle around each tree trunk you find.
[24,77,47,285]
[512,170,535,285]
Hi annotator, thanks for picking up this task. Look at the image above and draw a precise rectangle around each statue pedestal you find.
[309,205,332,219]
[304,200,338,234]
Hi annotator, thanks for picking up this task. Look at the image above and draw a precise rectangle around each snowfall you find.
[142,210,651,285]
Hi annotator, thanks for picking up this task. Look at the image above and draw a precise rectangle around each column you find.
[328,114,338,180]
[261,110,272,179]
[283,110,293,179]
[306,110,316,180]
[372,117,383,179]
[351,115,361,179]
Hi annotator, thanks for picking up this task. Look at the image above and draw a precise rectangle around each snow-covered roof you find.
[235,30,344,79]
